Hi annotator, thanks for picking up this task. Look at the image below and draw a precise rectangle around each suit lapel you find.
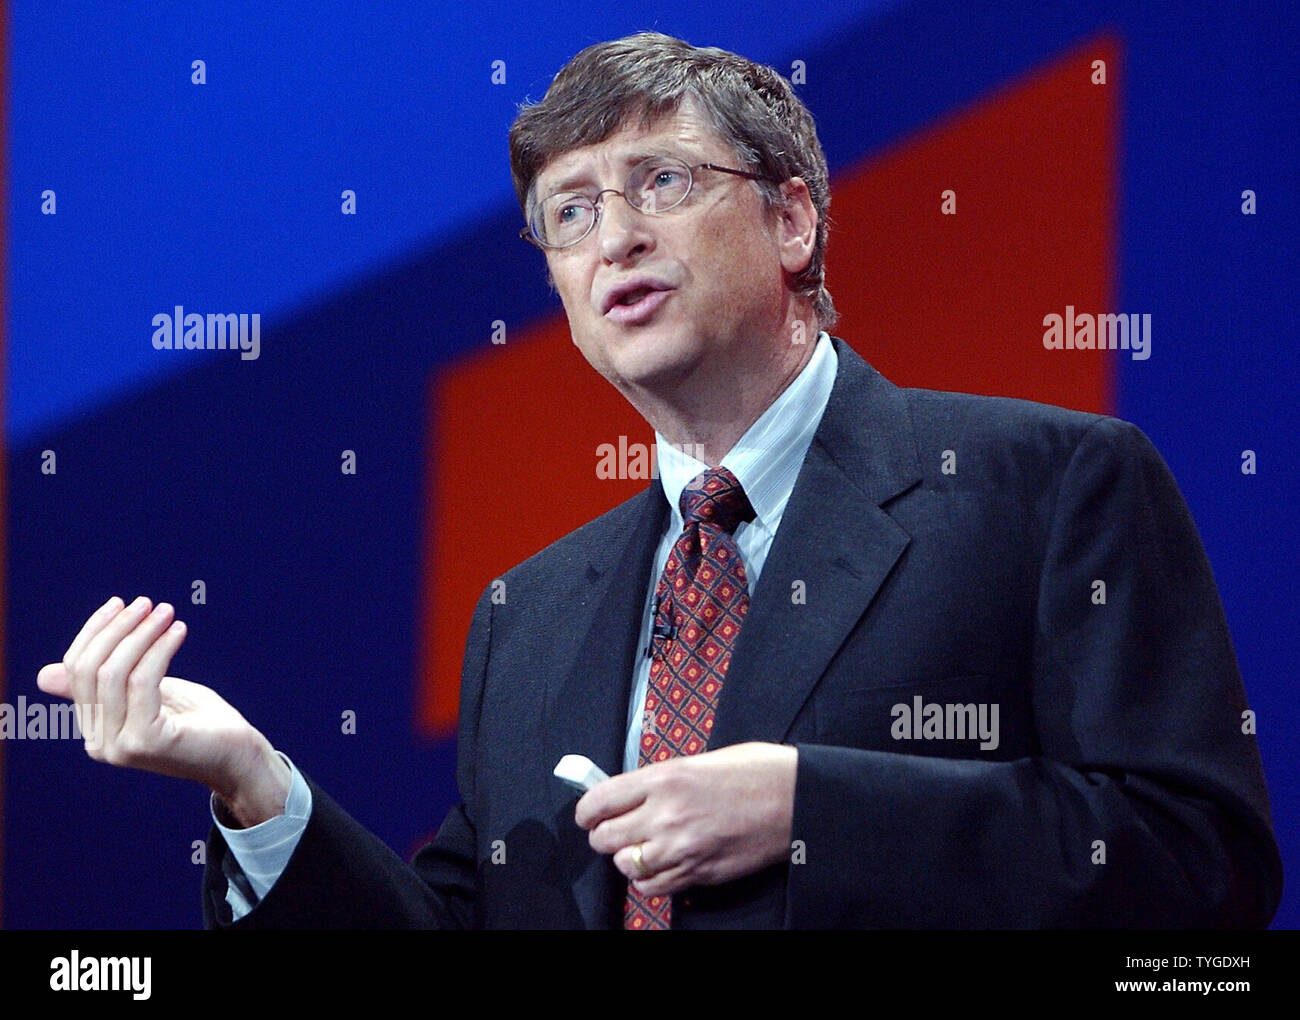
[710,339,923,749]
[542,482,667,928]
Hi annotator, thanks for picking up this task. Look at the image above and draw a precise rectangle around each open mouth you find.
[604,287,673,323]
[616,287,654,305]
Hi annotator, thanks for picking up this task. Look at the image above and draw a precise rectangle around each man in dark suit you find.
[40,32,1281,928]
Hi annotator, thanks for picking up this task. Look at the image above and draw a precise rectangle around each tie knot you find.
[679,467,754,533]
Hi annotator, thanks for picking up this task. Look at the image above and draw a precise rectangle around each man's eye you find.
[549,199,591,226]
[651,170,682,189]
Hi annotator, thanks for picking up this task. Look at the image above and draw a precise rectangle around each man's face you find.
[532,99,790,401]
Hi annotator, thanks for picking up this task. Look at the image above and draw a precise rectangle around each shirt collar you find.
[654,331,838,533]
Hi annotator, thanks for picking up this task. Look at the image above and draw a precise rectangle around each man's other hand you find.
[576,742,797,896]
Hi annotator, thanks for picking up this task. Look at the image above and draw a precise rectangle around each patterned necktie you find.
[624,466,755,930]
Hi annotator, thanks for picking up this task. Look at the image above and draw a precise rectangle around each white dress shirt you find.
[623,331,838,771]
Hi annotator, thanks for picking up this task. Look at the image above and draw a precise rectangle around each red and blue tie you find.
[624,466,755,930]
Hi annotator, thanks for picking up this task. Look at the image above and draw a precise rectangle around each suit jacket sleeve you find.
[785,416,1283,928]
[201,586,494,929]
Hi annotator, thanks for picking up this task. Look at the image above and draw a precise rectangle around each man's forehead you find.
[534,103,725,193]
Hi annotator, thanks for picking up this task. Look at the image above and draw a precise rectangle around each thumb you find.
[36,662,72,698]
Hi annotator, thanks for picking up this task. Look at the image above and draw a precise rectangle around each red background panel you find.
[834,35,1117,407]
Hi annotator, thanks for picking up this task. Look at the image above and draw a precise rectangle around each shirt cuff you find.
[209,751,312,913]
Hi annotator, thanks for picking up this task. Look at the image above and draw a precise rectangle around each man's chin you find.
[600,329,701,391]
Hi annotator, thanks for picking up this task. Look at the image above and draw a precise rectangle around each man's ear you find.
[771,176,817,276]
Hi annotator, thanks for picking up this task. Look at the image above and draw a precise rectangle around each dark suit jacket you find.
[203,337,1282,928]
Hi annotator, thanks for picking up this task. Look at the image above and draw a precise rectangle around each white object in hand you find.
[553,754,610,793]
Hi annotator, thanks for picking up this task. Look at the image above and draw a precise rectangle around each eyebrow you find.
[537,147,692,199]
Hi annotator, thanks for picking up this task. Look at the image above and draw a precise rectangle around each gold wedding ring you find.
[632,842,648,878]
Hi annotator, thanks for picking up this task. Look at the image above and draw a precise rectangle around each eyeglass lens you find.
[530,156,693,247]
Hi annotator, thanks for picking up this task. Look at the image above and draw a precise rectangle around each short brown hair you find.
[509,32,837,329]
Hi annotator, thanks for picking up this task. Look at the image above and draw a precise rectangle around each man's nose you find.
[596,192,653,263]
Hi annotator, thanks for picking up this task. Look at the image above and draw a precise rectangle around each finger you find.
[614,839,666,882]
[61,596,124,670]
[70,595,152,709]
[61,596,124,701]
[630,858,695,897]
[126,618,187,728]
[588,800,654,855]
[37,662,72,699]
[99,602,176,741]
[575,772,649,830]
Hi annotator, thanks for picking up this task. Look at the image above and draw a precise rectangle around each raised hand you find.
[37,595,290,827]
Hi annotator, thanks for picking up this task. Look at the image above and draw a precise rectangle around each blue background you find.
[5,0,1297,927]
